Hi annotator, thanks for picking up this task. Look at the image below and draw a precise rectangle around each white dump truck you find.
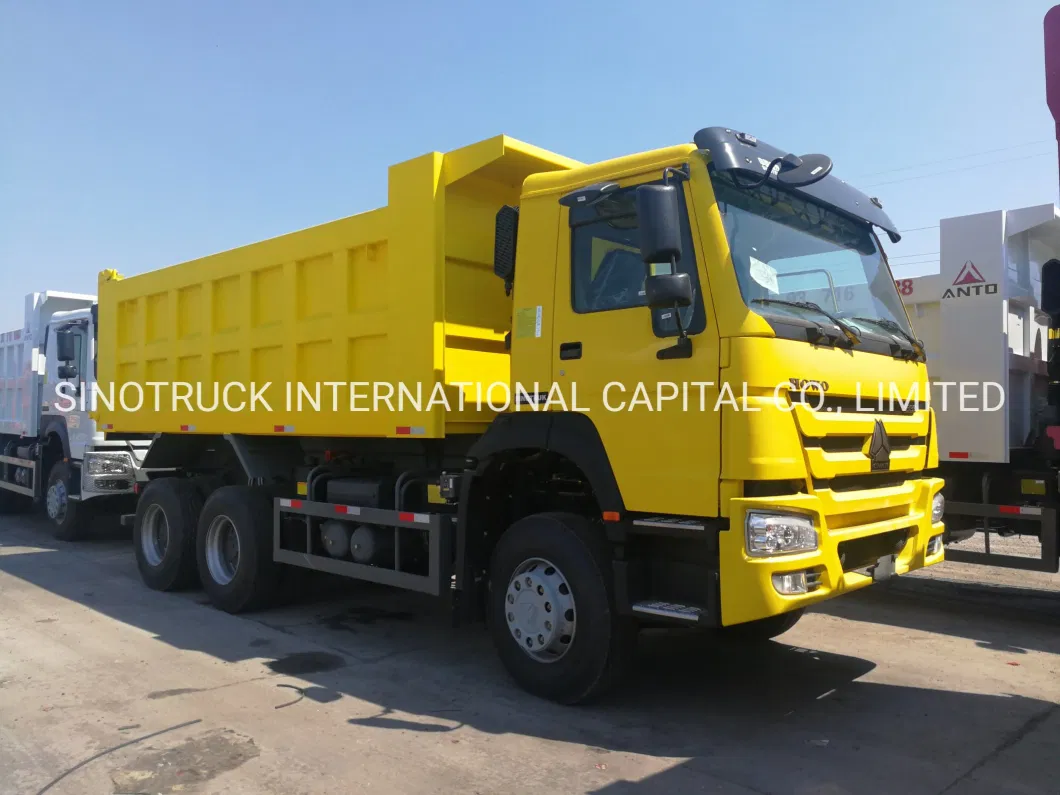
[899,204,1060,573]
[0,291,149,538]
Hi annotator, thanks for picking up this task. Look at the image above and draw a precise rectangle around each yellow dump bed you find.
[96,136,579,439]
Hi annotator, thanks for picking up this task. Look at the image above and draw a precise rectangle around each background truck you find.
[96,128,945,704]
[898,204,1060,573]
[886,7,1060,575]
[0,291,148,538]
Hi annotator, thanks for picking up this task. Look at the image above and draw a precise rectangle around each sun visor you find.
[693,127,901,243]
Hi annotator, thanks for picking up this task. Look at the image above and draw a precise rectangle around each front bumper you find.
[718,476,945,626]
[80,450,140,498]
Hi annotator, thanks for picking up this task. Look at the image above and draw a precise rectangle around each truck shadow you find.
[2,516,1059,795]
[812,575,1060,657]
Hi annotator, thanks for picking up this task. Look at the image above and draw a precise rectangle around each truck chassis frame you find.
[0,454,37,499]
[944,501,1059,573]
[274,497,455,596]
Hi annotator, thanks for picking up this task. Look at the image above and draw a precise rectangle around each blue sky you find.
[2,0,1058,324]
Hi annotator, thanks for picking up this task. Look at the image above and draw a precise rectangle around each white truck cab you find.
[0,291,150,538]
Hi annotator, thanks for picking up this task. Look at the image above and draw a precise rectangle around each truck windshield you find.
[709,169,912,338]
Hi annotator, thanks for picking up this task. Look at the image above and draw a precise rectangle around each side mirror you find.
[645,273,693,309]
[636,184,682,264]
[55,330,77,362]
[58,363,79,380]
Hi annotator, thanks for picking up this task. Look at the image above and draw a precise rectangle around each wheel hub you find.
[140,504,170,567]
[46,480,67,523]
[205,515,240,586]
[505,557,576,662]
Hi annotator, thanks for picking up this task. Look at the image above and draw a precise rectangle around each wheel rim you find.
[505,557,576,663]
[46,480,67,523]
[205,514,240,586]
[140,503,169,567]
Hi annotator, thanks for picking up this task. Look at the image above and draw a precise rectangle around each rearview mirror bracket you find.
[656,332,693,360]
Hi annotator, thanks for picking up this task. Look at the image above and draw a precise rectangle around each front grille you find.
[793,394,927,416]
[837,528,911,572]
[86,477,133,492]
[804,435,925,453]
[744,479,808,497]
[813,473,910,492]
[804,436,864,453]
[827,504,910,531]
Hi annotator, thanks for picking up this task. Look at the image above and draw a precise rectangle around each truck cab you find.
[497,127,946,627]
[0,291,149,538]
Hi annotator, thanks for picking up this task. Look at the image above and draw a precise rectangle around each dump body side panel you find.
[97,207,403,437]
[96,136,579,439]
[0,317,34,438]
[900,204,1060,463]
[1,292,97,439]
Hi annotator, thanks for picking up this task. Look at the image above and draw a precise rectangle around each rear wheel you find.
[489,512,635,705]
[133,478,204,590]
[196,485,278,613]
[720,609,804,642]
[46,461,90,541]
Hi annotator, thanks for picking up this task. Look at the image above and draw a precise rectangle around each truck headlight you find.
[745,511,818,557]
[85,453,133,476]
[932,492,945,523]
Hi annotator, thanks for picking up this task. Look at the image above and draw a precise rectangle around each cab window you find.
[569,181,705,336]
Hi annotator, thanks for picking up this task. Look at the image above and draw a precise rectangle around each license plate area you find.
[838,528,911,573]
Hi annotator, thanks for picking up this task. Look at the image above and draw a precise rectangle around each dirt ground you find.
[1,514,1058,795]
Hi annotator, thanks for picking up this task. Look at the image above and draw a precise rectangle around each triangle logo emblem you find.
[953,261,985,286]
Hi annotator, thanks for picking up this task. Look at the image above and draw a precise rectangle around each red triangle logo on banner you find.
[953,261,985,285]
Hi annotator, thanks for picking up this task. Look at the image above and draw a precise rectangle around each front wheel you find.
[46,461,89,541]
[196,486,278,613]
[489,512,634,705]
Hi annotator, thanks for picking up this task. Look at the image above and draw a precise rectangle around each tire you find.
[134,478,204,591]
[46,461,90,541]
[488,511,635,705]
[196,485,278,613]
[720,608,804,643]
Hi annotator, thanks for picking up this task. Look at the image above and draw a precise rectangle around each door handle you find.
[559,341,582,360]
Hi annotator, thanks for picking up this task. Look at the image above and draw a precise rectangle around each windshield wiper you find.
[751,299,862,346]
[848,316,925,361]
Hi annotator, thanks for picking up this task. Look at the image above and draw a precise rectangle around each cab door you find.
[45,323,92,459]
[550,174,720,518]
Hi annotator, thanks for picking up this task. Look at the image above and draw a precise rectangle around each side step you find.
[631,600,706,623]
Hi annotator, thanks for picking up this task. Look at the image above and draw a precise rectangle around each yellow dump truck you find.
[96,128,945,703]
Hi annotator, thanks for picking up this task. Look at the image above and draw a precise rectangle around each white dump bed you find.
[0,292,96,439]
[900,204,1060,463]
